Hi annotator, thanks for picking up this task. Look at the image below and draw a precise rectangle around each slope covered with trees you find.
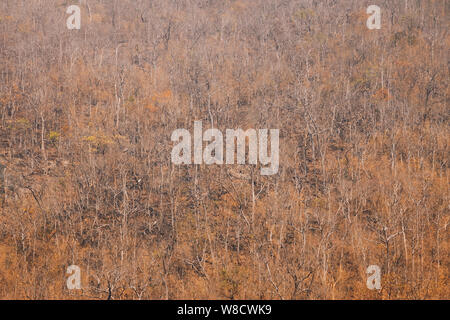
[0,0,448,299]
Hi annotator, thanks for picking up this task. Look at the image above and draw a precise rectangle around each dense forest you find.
[0,0,448,299]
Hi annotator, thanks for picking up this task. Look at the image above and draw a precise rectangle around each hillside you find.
[0,0,448,299]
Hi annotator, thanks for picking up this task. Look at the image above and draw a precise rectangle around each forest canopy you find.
[0,0,448,299]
